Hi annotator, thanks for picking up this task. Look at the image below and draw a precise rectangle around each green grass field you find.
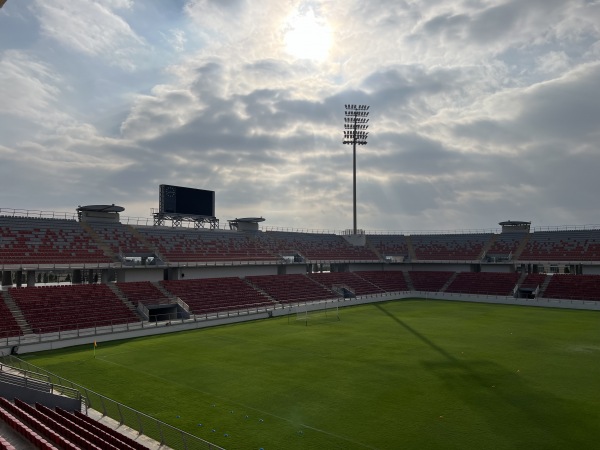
[22,299,600,450]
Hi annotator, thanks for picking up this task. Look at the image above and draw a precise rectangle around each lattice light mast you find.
[343,104,369,234]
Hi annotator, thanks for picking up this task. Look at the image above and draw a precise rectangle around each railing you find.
[0,319,147,349]
[532,224,600,232]
[3,206,600,235]
[261,226,341,234]
[0,302,275,349]
[176,297,190,314]
[136,302,150,320]
[364,228,501,235]
[0,362,50,383]
[0,356,225,450]
[0,362,81,400]
[0,371,52,393]
[0,257,287,271]
[0,208,77,220]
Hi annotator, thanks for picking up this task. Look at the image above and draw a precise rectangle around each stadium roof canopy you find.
[228,217,265,231]
[228,217,265,223]
[499,220,531,233]
[77,204,125,213]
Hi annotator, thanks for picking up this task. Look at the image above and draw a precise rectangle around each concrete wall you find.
[178,264,278,280]
[117,264,281,282]
[117,268,164,282]
[349,263,387,272]
[404,263,471,272]
[379,265,408,272]
[7,312,271,355]
[583,265,600,275]
[480,264,514,273]
[418,291,600,311]
[285,265,308,275]
[0,381,81,411]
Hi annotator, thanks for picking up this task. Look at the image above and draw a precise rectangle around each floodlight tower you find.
[343,104,369,235]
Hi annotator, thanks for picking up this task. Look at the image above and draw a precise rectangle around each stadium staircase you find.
[515,271,528,293]
[439,272,458,293]
[478,234,498,260]
[512,233,531,260]
[127,225,167,262]
[1,291,32,335]
[331,284,355,298]
[402,271,415,291]
[78,221,118,261]
[537,274,552,297]
[150,281,180,303]
[405,236,416,261]
[106,284,141,319]
[242,278,276,302]
[359,275,388,294]
[365,243,385,262]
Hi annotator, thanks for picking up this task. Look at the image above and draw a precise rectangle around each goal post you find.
[296,306,309,326]
[290,304,340,326]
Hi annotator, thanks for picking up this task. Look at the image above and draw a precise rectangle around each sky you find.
[1,0,599,233]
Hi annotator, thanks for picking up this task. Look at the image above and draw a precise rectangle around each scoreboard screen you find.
[159,185,215,217]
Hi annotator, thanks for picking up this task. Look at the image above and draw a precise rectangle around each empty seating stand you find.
[520,273,548,290]
[485,232,527,261]
[308,272,385,296]
[445,272,520,296]
[354,271,409,292]
[0,216,112,266]
[86,222,153,256]
[265,231,380,261]
[0,396,76,450]
[410,233,492,261]
[0,436,16,450]
[10,284,139,333]
[520,230,600,261]
[246,274,336,304]
[116,281,170,306]
[366,235,409,260]
[0,396,149,450]
[135,226,279,263]
[409,271,454,292]
[0,294,22,337]
[161,277,273,314]
[544,274,600,301]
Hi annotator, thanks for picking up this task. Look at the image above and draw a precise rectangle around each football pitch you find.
[23,299,600,450]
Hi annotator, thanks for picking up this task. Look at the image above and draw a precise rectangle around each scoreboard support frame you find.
[153,212,220,229]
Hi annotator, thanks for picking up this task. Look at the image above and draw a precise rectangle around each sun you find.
[284,9,332,61]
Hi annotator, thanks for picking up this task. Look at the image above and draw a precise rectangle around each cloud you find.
[0,49,70,135]
[33,0,146,70]
[1,0,600,230]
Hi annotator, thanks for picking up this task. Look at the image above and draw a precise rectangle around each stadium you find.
[0,186,599,449]
[1,2,600,448]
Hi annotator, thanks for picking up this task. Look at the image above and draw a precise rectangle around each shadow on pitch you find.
[374,303,595,447]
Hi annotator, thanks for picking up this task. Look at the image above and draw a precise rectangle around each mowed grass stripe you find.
[24,300,600,450]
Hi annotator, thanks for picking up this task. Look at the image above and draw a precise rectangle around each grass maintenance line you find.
[96,351,377,449]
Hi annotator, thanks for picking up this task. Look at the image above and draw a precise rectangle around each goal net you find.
[292,304,340,326]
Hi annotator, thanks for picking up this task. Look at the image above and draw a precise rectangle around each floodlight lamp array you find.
[343,131,369,138]
[345,110,369,117]
[342,103,370,145]
[344,104,369,110]
[344,124,368,130]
